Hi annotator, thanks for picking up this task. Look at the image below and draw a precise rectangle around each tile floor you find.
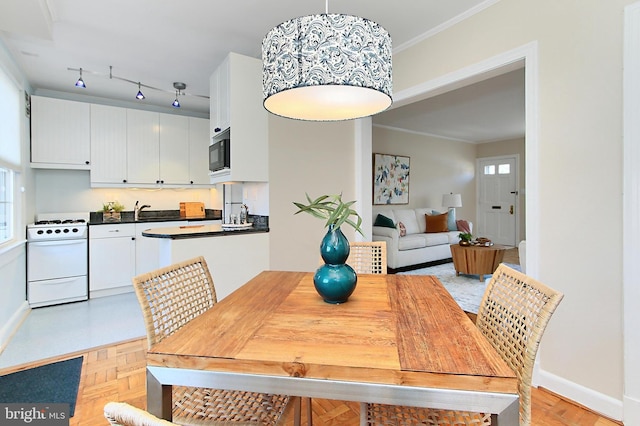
[0,292,145,370]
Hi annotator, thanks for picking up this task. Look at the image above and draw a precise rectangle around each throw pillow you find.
[398,222,407,237]
[447,207,457,231]
[456,219,472,234]
[425,213,448,233]
[374,214,395,229]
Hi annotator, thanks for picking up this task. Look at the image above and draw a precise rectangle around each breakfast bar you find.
[141,223,269,299]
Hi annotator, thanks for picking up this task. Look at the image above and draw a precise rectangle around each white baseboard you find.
[536,368,623,422]
[0,301,30,354]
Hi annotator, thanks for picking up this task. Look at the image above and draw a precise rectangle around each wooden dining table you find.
[146,271,519,425]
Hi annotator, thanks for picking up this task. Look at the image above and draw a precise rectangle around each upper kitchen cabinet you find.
[30,96,91,169]
[210,55,230,136]
[127,109,160,184]
[188,117,211,185]
[209,52,268,184]
[90,104,127,184]
[159,114,190,184]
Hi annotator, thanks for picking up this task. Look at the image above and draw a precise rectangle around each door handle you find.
[510,205,514,214]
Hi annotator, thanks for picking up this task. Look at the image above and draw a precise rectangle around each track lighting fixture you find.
[172,82,186,108]
[67,67,208,108]
[75,68,86,88]
[136,82,145,100]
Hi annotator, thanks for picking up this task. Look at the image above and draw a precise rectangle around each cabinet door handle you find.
[131,237,136,240]
[214,127,221,133]
[122,179,127,183]
[85,160,90,165]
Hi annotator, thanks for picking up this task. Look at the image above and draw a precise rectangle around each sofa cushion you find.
[394,209,421,235]
[414,208,432,233]
[425,213,449,233]
[374,214,395,228]
[398,234,426,250]
[424,233,450,247]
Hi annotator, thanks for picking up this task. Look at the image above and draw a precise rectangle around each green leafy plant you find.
[293,193,364,236]
[458,232,473,242]
[100,201,126,213]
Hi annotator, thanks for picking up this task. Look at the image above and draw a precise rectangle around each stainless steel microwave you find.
[209,138,230,172]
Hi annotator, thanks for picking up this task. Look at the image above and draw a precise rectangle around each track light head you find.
[75,68,86,88]
[173,82,186,91]
[136,82,145,100]
[172,90,181,108]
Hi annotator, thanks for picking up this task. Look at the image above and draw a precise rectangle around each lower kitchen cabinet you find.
[89,224,136,298]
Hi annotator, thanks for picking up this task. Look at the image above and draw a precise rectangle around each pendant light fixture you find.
[136,82,145,100]
[262,1,392,121]
[75,68,86,88]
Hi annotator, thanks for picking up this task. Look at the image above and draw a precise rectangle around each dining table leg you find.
[147,367,173,420]
[492,396,520,425]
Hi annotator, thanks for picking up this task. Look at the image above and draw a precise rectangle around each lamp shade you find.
[442,193,462,208]
[262,13,392,121]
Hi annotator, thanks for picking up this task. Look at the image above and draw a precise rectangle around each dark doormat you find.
[0,356,83,417]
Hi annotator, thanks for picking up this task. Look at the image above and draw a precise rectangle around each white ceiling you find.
[0,0,523,143]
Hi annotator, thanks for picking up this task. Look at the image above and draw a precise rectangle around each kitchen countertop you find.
[141,223,268,239]
[89,209,222,225]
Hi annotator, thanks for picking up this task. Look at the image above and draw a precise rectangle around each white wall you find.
[268,117,356,272]
[391,0,630,419]
[33,169,218,219]
[372,126,476,222]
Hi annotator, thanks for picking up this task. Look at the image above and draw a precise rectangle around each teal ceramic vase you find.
[313,225,357,303]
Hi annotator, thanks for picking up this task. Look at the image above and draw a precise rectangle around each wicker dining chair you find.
[104,402,261,426]
[361,263,564,426]
[347,241,387,274]
[132,256,300,426]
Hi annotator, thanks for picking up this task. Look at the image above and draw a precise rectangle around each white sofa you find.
[372,208,472,272]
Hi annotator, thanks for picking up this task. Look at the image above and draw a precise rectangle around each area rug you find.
[399,262,521,313]
[0,356,83,417]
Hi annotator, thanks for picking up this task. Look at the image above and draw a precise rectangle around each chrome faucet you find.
[134,201,151,221]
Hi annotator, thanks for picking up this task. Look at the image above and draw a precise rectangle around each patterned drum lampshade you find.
[262,14,393,121]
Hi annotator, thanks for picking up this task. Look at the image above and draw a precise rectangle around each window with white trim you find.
[0,64,22,245]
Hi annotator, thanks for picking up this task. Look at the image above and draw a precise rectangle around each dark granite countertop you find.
[89,209,222,225]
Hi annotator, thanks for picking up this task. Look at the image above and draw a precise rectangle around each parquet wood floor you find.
[0,337,621,426]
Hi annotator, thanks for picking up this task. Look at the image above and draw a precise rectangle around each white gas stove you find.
[26,212,90,307]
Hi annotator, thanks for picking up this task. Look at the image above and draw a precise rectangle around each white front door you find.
[477,156,518,246]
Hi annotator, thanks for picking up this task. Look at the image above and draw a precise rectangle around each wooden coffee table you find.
[450,243,507,281]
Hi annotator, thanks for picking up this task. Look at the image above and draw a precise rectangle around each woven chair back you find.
[476,264,564,426]
[132,256,217,349]
[347,241,387,274]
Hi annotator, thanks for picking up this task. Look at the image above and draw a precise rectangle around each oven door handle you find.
[29,239,86,247]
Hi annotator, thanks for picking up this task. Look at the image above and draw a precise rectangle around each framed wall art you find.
[373,153,410,205]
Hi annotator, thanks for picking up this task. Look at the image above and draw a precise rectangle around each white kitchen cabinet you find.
[210,56,230,136]
[89,224,136,298]
[127,109,160,184]
[30,96,91,169]
[90,104,128,184]
[135,221,186,275]
[159,114,190,184]
[209,53,268,184]
[188,117,211,185]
